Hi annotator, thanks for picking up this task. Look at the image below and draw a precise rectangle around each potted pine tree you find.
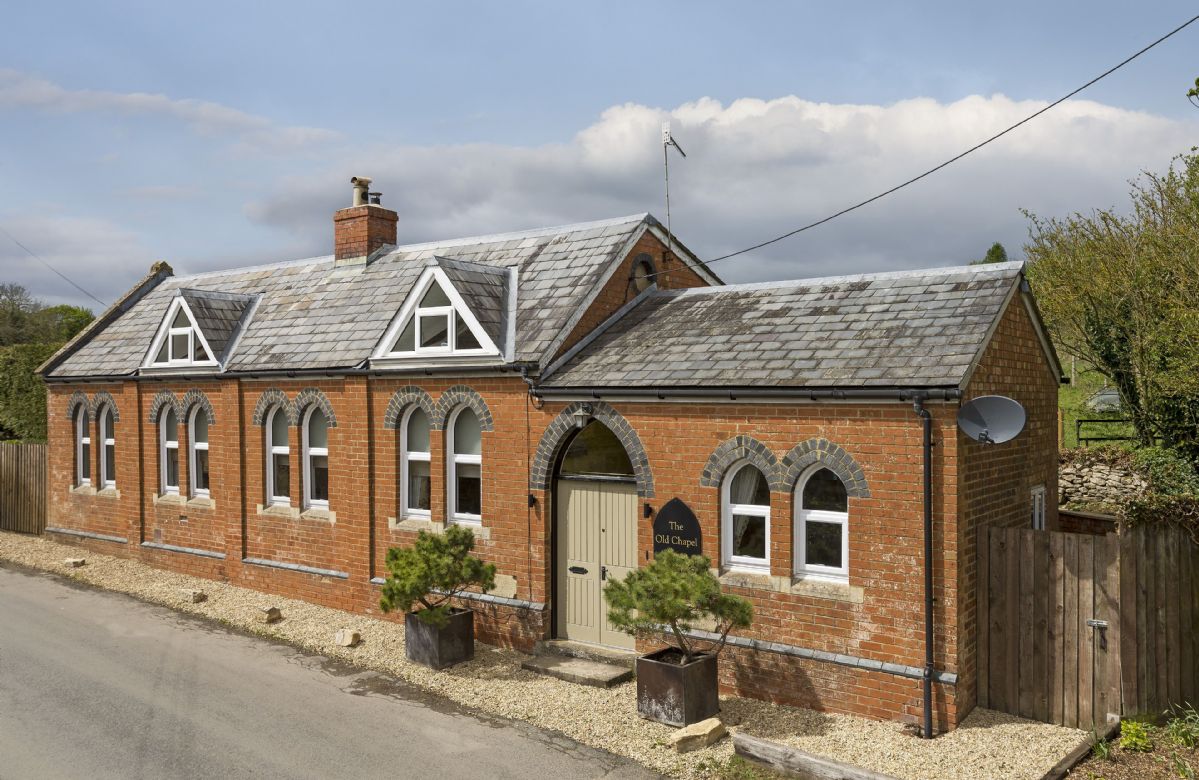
[379,525,496,670]
[604,549,753,726]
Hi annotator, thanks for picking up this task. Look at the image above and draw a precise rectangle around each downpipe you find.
[913,394,935,739]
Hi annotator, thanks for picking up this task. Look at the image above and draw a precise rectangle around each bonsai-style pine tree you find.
[604,549,752,662]
[379,525,496,627]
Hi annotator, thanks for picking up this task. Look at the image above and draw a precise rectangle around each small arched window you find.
[189,407,210,498]
[303,407,330,509]
[448,407,482,523]
[266,406,290,505]
[74,406,91,487]
[98,405,115,489]
[795,467,849,581]
[401,407,432,517]
[160,407,179,494]
[721,462,770,572]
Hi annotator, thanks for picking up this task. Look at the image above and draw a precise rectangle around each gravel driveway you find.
[0,531,1087,779]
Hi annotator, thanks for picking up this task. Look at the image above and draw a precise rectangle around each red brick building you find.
[39,181,1062,732]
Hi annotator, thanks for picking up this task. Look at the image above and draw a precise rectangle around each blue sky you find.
[2,1,1197,310]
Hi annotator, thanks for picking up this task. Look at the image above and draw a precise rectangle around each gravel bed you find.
[1,531,1086,779]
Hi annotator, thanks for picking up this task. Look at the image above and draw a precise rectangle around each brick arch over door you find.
[147,391,181,424]
[383,386,438,430]
[294,388,337,428]
[780,438,871,498]
[700,434,786,492]
[251,388,297,427]
[180,389,216,426]
[530,401,654,498]
[88,392,120,422]
[434,385,493,432]
[66,391,90,423]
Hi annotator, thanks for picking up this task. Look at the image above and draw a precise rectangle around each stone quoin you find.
[38,178,1063,732]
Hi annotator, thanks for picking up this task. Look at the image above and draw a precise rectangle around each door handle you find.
[568,566,588,575]
[601,566,608,581]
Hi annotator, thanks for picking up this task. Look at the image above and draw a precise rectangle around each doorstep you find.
[520,654,634,688]
[533,638,639,670]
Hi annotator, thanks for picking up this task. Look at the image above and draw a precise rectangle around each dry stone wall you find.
[1058,460,1145,507]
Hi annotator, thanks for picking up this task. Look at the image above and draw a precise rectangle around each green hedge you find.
[0,342,60,441]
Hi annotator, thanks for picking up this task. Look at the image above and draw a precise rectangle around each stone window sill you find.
[389,516,444,534]
[448,521,490,541]
[97,486,121,499]
[154,492,185,507]
[300,507,336,523]
[716,569,864,604]
[187,496,215,511]
[256,503,300,520]
[70,484,96,496]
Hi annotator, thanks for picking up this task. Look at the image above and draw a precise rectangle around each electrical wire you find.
[655,12,1199,279]
[0,223,108,307]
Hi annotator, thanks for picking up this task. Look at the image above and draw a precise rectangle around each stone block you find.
[64,558,86,568]
[180,589,207,603]
[259,606,283,624]
[335,629,361,647]
[669,717,727,753]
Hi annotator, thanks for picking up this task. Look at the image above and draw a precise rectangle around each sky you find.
[1,1,1197,311]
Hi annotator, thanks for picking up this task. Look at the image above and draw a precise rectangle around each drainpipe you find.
[912,393,935,739]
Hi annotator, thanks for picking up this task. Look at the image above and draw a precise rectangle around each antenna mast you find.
[661,122,686,266]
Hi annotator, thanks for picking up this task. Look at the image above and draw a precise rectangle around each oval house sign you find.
[652,498,702,557]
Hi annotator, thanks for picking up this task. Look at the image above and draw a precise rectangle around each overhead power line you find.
[658,12,1199,278]
[0,224,108,307]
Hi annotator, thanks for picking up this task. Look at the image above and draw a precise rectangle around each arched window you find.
[160,407,179,494]
[447,407,482,523]
[795,467,849,581]
[401,407,432,518]
[74,406,90,487]
[558,421,634,480]
[189,407,210,498]
[265,406,290,505]
[98,405,115,488]
[721,462,770,572]
[303,407,329,509]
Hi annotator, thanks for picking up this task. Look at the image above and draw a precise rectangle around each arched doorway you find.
[554,421,638,649]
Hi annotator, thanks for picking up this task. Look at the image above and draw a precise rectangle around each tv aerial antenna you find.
[661,122,687,265]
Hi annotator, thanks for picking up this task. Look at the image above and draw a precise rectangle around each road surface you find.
[0,564,654,779]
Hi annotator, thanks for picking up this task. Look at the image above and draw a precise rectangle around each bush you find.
[1132,447,1199,497]
[1121,495,1199,539]
[1166,704,1199,749]
[603,549,752,662]
[1120,720,1154,752]
[378,525,496,627]
[0,342,61,441]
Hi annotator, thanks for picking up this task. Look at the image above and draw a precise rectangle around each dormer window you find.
[144,296,219,368]
[142,290,256,372]
[392,280,483,353]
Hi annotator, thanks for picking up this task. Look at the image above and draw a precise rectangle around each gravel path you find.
[0,531,1086,779]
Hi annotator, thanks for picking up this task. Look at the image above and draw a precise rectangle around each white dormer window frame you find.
[143,296,220,369]
[372,266,503,363]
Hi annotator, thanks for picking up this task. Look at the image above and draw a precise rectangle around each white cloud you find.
[0,69,339,152]
[246,93,1199,283]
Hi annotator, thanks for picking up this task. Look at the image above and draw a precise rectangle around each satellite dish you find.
[957,395,1026,444]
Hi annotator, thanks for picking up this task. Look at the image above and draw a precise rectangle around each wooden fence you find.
[979,525,1199,729]
[0,442,46,534]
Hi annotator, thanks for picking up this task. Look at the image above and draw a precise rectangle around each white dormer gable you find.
[143,296,219,369]
[372,262,513,368]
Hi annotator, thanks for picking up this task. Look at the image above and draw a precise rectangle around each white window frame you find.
[373,266,502,361]
[302,406,329,510]
[720,461,771,573]
[265,406,290,507]
[795,465,850,582]
[143,296,219,369]
[400,406,431,519]
[160,410,179,495]
[446,406,482,525]
[98,405,115,489]
[1031,485,1047,531]
[75,406,90,487]
[188,406,210,499]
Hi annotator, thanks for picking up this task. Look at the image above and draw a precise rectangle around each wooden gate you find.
[978,525,1199,729]
[0,442,47,534]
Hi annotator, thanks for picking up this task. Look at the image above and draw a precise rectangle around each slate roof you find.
[542,262,1026,389]
[435,257,510,351]
[178,289,256,363]
[45,215,661,378]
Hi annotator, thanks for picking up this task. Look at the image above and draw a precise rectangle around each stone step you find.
[533,639,639,670]
[520,655,634,688]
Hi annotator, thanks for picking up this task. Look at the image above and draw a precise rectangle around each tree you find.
[971,242,1009,265]
[378,525,496,627]
[0,283,42,346]
[1188,76,1199,109]
[1024,150,1199,458]
[35,304,94,342]
[603,550,752,662]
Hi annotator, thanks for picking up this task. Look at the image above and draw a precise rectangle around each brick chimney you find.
[333,176,397,266]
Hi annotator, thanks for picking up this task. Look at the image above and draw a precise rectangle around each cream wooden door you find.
[555,479,638,649]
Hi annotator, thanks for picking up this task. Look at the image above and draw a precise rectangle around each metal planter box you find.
[636,648,719,727]
[405,608,475,670]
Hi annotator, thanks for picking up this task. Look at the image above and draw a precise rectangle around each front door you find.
[555,478,637,649]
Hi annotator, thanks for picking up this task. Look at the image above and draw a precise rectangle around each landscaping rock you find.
[63,558,86,568]
[334,629,360,647]
[670,717,727,753]
[180,589,207,603]
[259,606,283,624]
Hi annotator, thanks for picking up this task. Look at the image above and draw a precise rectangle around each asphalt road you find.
[0,564,654,780]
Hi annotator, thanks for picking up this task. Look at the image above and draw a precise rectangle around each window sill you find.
[790,575,863,604]
[717,568,774,591]
[154,492,185,507]
[97,486,121,499]
[70,484,96,496]
[448,520,490,541]
[300,507,336,523]
[389,516,444,534]
[256,503,300,520]
[187,496,215,511]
